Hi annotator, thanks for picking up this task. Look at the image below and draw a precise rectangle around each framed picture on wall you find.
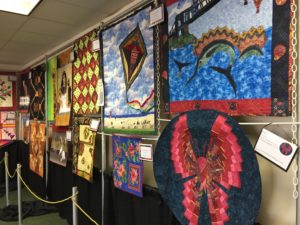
[0,75,16,111]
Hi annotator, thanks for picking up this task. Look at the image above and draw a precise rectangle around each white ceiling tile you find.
[56,0,107,10]
[20,18,72,36]
[0,50,32,64]
[3,41,45,51]
[31,0,91,25]
[100,0,133,14]
[0,11,28,30]
[0,29,18,42]
[11,31,56,45]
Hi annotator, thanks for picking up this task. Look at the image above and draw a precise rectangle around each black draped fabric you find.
[47,161,73,225]
[104,172,181,225]
[0,141,19,184]
[47,161,102,225]
[75,169,102,225]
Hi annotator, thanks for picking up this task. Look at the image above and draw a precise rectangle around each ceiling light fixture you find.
[0,0,41,16]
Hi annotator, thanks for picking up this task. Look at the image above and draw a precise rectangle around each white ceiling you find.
[0,0,138,72]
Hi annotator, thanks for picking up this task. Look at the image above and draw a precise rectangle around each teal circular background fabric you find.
[154,110,261,225]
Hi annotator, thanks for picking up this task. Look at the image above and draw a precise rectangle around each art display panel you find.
[164,0,292,116]
[73,30,100,115]
[29,121,46,177]
[101,6,156,134]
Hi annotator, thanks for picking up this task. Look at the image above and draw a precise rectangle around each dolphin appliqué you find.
[186,41,236,87]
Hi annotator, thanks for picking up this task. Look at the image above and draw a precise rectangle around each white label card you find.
[70,51,75,61]
[255,128,298,171]
[149,4,164,27]
[92,39,100,52]
[66,131,72,141]
[139,144,153,161]
[90,119,100,131]
[96,79,104,106]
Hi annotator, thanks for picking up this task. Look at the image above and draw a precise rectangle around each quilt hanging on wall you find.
[28,65,46,120]
[55,48,73,126]
[47,57,58,121]
[0,75,16,111]
[112,135,143,197]
[19,73,30,112]
[73,30,100,115]
[29,121,45,177]
[164,0,292,116]
[101,5,156,134]
[50,126,68,167]
[0,111,16,140]
[72,117,96,181]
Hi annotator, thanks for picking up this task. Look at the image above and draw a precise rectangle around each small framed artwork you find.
[255,128,298,171]
[89,119,100,132]
[139,143,153,161]
[0,75,16,111]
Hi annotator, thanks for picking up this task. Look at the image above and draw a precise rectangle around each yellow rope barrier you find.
[4,160,17,178]
[72,199,99,225]
[16,169,77,205]
[0,157,4,165]
[3,159,99,225]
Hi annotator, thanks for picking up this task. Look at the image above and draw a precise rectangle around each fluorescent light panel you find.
[0,0,41,16]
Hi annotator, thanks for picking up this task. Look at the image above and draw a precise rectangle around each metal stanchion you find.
[72,186,78,225]
[17,164,22,225]
[4,152,9,206]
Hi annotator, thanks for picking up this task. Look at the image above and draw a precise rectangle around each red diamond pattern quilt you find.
[73,30,100,115]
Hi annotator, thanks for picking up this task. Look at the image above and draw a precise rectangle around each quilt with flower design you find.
[163,0,293,116]
[0,75,16,111]
[73,30,100,115]
[112,135,143,197]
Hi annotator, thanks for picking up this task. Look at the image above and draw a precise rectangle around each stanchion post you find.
[17,164,22,225]
[72,186,78,225]
[4,152,9,206]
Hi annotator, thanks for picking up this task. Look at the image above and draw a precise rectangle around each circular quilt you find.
[154,110,261,225]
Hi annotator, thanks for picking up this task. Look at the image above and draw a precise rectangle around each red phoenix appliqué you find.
[170,114,243,225]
